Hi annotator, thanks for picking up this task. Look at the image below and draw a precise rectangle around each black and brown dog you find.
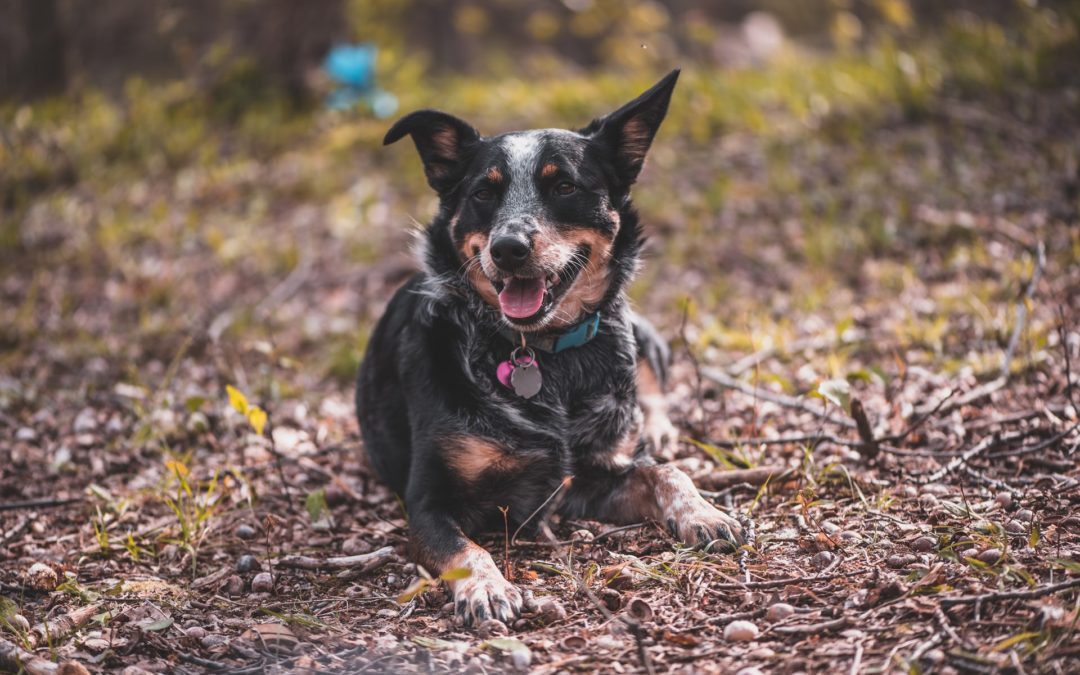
[356,70,744,626]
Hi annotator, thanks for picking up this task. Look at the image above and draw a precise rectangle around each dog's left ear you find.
[583,69,679,186]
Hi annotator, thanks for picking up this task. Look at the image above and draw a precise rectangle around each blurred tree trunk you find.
[15,0,66,97]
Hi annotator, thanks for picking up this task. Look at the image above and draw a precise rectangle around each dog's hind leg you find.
[630,311,678,456]
[565,461,745,551]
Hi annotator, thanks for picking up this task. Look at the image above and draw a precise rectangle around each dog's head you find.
[386,70,678,331]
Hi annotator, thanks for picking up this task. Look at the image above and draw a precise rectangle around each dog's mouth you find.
[490,247,588,326]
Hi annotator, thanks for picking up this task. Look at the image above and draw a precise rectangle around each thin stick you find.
[727,330,867,377]
[709,568,872,591]
[695,466,790,491]
[0,497,84,511]
[701,367,856,429]
[1000,240,1045,379]
[772,616,849,634]
[511,476,572,545]
[276,546,396,572]
[939,577,1080,606]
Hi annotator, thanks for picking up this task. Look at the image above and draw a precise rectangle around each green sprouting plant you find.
[160,459,224,576]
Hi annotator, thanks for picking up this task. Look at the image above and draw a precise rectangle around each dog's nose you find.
[490,235,531,272]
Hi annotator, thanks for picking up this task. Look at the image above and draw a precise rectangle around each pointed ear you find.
[583,69,680,185]
[383,109,481,193]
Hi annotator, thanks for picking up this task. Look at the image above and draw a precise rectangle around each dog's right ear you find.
[384,110,481,193]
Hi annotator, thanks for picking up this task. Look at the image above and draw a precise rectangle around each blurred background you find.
[1,0,1078,401]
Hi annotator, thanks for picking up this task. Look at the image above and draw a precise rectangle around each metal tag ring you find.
[510,346,536,367]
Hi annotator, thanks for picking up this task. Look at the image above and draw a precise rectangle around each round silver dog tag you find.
[511,363,542,399]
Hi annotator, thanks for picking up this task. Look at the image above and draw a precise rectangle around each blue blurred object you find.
[323,43,398,118]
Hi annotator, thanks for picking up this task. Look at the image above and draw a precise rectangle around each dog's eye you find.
[472,188,494,202]
[555,181,577,196]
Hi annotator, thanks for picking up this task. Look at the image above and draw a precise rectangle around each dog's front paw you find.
[451,567,522,626]
[668,503,745,551]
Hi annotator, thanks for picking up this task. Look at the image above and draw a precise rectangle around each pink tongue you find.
[498,277,546,319]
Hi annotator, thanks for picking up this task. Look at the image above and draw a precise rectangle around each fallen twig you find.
[772,616,849,635]
[276,546,397,573]
[28,603,103,649]
[701,367,856,429]
[726,330,867,377]
[0,636,87,675]
[695,465,790,491]
[939,578,1080,606]
[0,497,84,512]
[710,568,873,591]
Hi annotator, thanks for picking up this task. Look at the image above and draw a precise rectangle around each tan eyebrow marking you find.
[486,166,503,182]
[540,163,558,178]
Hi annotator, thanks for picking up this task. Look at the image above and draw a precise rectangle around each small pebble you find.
[1014,509,1034,522]
[918,494,939,509]
[839,530,863,544]
[185,626,207,639]
[200,634,229,649]
[746,647,776,658]
[342,537,373,556]
[223,575,244,596]
[10,614,30,633]
[925,648,945,664]
[599,587,622,611]
[724,620,760,642]
[886,553,917,569]
[26,562,58,590]
[994,492,1013,509]
[15,427,36,442]
[477,618,507,638]
[766,602,795,622]
[73,408,98,433]
[1004,520,1027,534]
[236,554,260,573]
[509,649,532,669]
[570,529,594,542]
[235,524,256,540]
[977,548,1003,565]
[811,551,836,569]
[251,572,273,593]
[961,547,980,560]
[910,536,936,552]
[736,669,765,675]
[520,590,539,614]
[538,599,567,623]
[385,574,399,588]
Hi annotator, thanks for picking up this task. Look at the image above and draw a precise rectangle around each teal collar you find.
[499,313,601,354]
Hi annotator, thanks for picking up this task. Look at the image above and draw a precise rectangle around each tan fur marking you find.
[548,228,617,327]
[486,166,503,183]
[636,358,663,397]
[540,162,558,178]
[460,232,500,309]
[445,436,521,484]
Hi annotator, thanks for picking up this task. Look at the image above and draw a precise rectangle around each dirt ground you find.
[3,40,1080,675]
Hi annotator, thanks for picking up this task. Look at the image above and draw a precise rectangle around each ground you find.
[2,12,1080,674]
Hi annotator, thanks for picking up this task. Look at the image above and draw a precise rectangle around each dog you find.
[356,70,744,626]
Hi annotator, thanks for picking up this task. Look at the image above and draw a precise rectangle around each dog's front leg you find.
[406,489,522,626]
[569,462,744,549]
